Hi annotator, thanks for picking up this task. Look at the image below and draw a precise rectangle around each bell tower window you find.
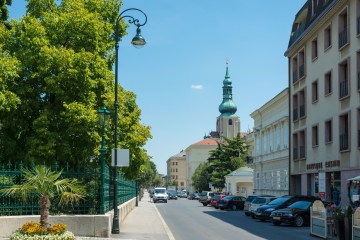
[229,119,233,125]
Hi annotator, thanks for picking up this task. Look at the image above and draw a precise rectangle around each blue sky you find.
[9,0,305,174]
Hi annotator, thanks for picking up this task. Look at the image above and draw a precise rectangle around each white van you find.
[153,187,168,203]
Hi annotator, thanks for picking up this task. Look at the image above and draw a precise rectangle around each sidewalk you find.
[77,191,174,240]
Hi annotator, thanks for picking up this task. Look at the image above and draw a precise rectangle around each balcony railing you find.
[300,145,305,159]
[339,80,348,98]
[339,28,348,49]
[292,69,298,83]
[340,133,349,151]
[293,148,298,160]
[299,104,305,118]
[299,64,305,79]
[293,108,298,121]
[357,17,360,35]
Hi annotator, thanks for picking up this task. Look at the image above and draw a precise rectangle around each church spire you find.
[218,61,237,116]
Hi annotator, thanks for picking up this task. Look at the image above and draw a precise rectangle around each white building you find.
[225,166,254,197]
[249,88,289,197]
[285,0,360,206]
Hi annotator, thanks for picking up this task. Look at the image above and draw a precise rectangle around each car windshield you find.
[268,197,291,205]
[246,196,257,202]
[155,189,166,194]
[252,198,267,204]
[288,201,312,210]
[223,196,234,200]
[200,192,208,196]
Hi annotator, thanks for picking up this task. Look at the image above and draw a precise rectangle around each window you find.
[357,51,360,90]
[339,59,350,99]
[338,8,349,49]
[299,130,306,159]
[312,125,319,147]
[312,38,318,60]
[299,49,305,79]
[325,71,332,96]
[176,162,178,165]
[358,109,360,148]
[293,94,299,121]
[293,133,298,160]
[325,120,333,143]
[324,25,332,50]
[229,119,233,125]
[176,169,178,172]
[292,56,298,83]
[283,123,289,148]
[357,0,360,35]
[312,0,318,16]
[312,80,318,102]
[299,89,306,118]
[339,113,350,151]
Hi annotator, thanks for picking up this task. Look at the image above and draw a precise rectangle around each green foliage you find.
[0,0,152,178]
[208,133,248,189]
[137,160,157,187]
[0,0,11,29]
[192,162,210,192]
[332,206,345,220]
[152,175,163,187]
[165,180,178,188]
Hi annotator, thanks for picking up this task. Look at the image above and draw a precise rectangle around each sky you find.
[9,0,305,175]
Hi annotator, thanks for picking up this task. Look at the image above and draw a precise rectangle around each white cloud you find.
[191,85,203,90]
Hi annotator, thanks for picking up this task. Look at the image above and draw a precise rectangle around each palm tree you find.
[1,165,86,228]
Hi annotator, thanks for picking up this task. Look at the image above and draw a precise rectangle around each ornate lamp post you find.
[98,105,110,214]
[112,8,147,234]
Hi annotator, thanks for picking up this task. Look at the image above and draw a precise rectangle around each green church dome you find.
[218,63,237,116]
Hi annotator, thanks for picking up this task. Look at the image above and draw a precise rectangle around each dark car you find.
[254,195,320,221]
[210,194,226,209]
[168,192,178,200]
[188,192,199,200]
[218,195,246,210]
[270,200,318,227]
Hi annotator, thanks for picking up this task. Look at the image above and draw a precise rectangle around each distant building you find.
[249,88,289,197]
[285,0,360,205]
[166,150,187,190]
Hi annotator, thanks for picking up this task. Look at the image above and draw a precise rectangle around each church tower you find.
[216,63,240,139]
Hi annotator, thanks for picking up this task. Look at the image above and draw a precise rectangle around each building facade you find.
[285,0,360,206]
[249,89,289,197]
[225,166,254,197]
[166,150,187,190]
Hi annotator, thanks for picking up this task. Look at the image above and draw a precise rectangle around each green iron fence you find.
[0,161,136,216]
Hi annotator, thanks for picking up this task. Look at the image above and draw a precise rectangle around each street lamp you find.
[98,104,110,214]
[112,8,147,234]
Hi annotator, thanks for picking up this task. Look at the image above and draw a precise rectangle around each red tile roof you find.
[192,138,218,146]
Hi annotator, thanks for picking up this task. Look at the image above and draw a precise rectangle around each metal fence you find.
[0,161,136,216]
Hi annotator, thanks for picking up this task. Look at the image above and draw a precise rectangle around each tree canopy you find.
[0,0,152,180]
[191,162,211,192]
[208,134,248,190]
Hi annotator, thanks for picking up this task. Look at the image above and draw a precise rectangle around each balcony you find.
[300,145,305,159]
[293,108,298,121]
[340,133,349,151]
[299,64,305,79]
[292,69,298,83]
[339,80,348,99]
[299,104,305,118]
[293,148,298,160]
[339,28,348,49]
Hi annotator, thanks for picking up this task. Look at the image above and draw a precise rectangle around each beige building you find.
[285,0,360,206]
[225,166,254,197]
[249,88,289,197]
[166,150,187,190]
[185,138,218,193]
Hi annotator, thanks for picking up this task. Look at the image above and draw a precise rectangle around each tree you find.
[1,165,85,228]
[137,160,157,187]
[165,179,178,188]
[0,0,152,178]
[208,133,248,190]
[152,175,163,187]
[192,162,211,192]
[0,0,12,29]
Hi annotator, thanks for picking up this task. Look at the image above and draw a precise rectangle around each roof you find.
[192,138,218,146]
[226,166,254,176]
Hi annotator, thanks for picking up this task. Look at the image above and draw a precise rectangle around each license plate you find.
[273,217,280,220]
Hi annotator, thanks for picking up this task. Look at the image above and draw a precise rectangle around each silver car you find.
[249,196,277,218]
[244,195,275,216]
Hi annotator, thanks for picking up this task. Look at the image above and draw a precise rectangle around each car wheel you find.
[165,200,167,203]
[232,205,237,211]
[220,207,224,210]
[202,203,207,206]
[251,214,256,219]
[215,206,219,209]
[154,200,156,203]
[273,221,281,226]
[245,212,250,216]
[294,215,304,227]
[260,219,265,222]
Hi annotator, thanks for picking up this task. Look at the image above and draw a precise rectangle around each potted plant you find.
[332,206,345,240]
[344,205,354,240]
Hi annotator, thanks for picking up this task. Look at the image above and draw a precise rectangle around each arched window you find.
[229,119,233,125]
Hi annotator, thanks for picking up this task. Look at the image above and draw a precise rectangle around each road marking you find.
[153,203,176,240]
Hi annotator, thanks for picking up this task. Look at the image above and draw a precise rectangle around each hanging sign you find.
[111,148,129,167]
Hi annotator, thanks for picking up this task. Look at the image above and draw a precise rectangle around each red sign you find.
[318,192,326,200]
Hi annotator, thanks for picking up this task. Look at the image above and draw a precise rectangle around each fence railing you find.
[0,161,136,216]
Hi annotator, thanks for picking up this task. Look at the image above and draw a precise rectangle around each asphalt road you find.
[155,197,322,240]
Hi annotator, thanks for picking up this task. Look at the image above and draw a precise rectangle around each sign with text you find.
[111,149,129,167]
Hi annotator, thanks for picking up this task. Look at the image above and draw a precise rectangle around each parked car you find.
[179,191,188,198]
[210,194,226,209]
[270,200,319,227]
[244,195,275,216]
[188,192,199,200]
[153,187,168,203]
[254,195,320,221]
[168,192,178,200]
[199,191,214,206]
[249,196,278,218]
[218,195,246,210]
